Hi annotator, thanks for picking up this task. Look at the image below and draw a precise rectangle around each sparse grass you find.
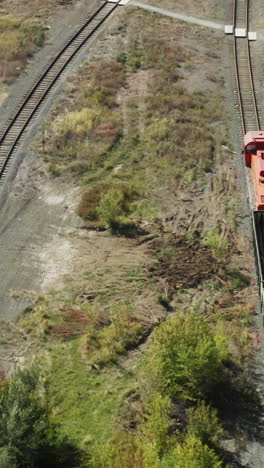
[41,10,225,233]
[202,228,229,261]
[0,17,45,85]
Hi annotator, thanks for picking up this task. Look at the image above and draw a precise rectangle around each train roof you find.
[244,131,264,146]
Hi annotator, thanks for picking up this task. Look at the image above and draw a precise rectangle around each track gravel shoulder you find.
[129,2,224,29]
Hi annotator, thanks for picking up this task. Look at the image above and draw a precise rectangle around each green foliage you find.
[94,430,140,468]
[0,447,17,468]
[0,367,82,467]
[171,435,223,468]
[149,313,227,400]
[144,119,174,142]
[97,184,139,233]
[77,182,110,221]
[203,228,228,260]
[186,402,224,447]
[0,367,47,467]
[97,187,125,225]
[213,305,254,364]
[137,393,173,467]
[157,294,171,310]
[225,268,251,292]
[84,305,148,367]
[56,108,103,137]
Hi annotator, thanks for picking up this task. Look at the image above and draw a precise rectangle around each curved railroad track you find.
[230,0,260,134]
[0,0,122,182]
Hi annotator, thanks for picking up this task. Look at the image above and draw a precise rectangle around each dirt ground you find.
[150,235,215,290]
[134,0,224,21]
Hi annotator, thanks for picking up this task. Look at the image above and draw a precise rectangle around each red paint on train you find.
[244,131,264,210]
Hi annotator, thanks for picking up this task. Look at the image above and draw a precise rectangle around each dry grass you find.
[41,10,225,232]
[0,17,45,86]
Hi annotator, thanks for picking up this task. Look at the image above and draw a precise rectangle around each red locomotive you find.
[244,131,264,210]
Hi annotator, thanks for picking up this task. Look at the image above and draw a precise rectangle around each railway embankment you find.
[0,0,262,466]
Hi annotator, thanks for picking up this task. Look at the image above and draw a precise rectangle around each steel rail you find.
[232,0,260,134]
[245,0,260,130]
[232,0,246,133]
[0,0,122,180]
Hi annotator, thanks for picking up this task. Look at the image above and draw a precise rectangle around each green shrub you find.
[203,229,228,260]
[56,108,102,137]
[97,187,125,226]
[0,367,83,467]
[171,435,223,468]
[77,182,110,221]
[0,447,17,468]
[187,402,224,447]
[137,393,172,467]
[94,430,140,468]
[149,313,227,400]
[97,184,139,230]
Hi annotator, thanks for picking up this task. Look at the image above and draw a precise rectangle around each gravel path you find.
[129,1,224,29]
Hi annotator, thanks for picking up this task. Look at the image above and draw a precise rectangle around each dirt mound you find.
[150,235,215,291]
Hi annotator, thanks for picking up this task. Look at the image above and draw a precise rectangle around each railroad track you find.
[0,0,122,182]
[228,0,264,310]
[230,0,260,135]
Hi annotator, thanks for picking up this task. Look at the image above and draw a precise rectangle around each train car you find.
[244,131,264,310]
[244,131,264,210]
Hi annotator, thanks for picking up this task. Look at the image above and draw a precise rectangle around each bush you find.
[149,313,227,400]
[94,431,140,468]
[97,184,139,230]
[19,24,45,54]
[77,183,110,221]
[171,435,223,468]
[187,402,224,447]
[0,447,17,468]
[137,393,172,467]
[0,367,48,467]
[97,187,125,226]
[0,367,83,468]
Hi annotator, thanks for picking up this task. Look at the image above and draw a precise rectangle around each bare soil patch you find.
[150,235,215,291]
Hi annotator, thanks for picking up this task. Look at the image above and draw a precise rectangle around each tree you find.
[0,368,47,467]
[0,367,84,468]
